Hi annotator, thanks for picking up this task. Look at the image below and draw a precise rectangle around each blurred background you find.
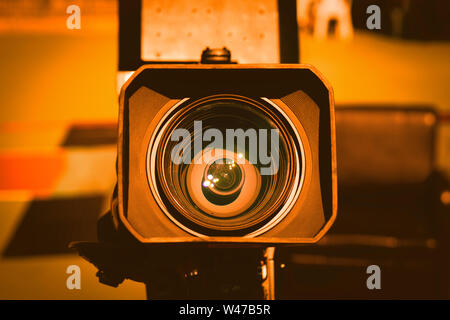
[0,0,449,299]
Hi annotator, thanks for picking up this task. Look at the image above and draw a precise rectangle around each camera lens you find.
[147,95,305,236]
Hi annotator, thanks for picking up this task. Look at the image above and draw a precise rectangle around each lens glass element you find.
[148,95,304,236]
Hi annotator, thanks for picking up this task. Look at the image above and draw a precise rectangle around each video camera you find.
[72,0,337,299]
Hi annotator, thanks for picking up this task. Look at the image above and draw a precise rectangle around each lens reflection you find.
[206,159,242,191]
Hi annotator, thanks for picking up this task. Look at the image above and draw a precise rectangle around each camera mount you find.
[71,240,276,299]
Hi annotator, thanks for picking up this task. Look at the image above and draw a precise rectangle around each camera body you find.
[113,64,336,245]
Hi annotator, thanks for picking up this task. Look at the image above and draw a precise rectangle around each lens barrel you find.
[147,95,305,237]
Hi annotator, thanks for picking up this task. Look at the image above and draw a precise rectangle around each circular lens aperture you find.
[147,95,304,237]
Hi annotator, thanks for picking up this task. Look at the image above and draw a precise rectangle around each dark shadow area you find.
[3,195,104,257]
